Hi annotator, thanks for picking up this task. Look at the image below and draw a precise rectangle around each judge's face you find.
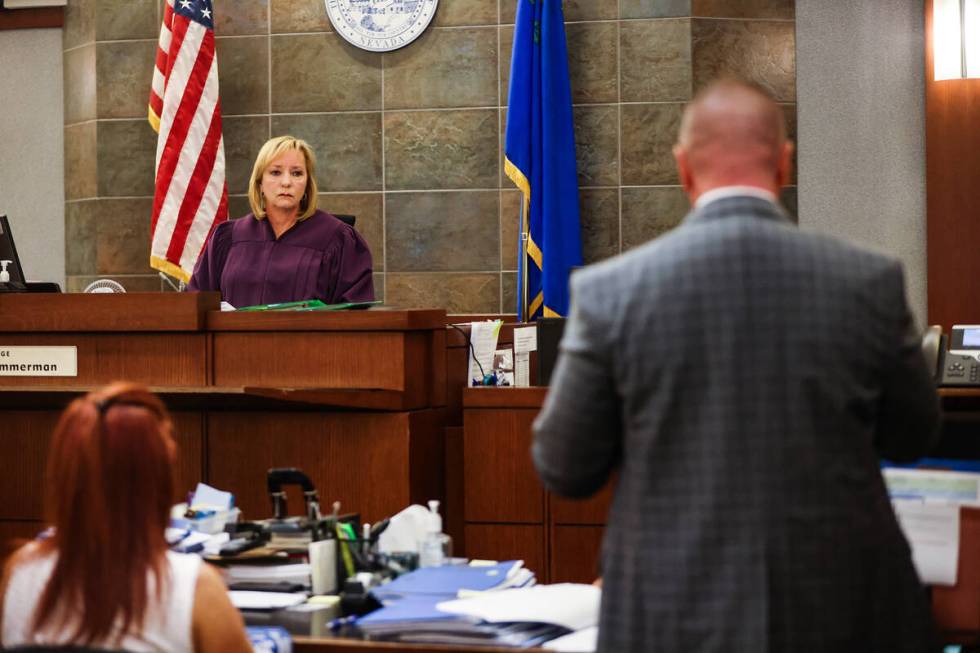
[260,148,308,214]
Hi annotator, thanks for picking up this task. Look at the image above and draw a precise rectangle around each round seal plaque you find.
[325,0,439,53]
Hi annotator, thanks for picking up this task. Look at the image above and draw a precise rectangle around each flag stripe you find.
[151,18,209,231]
[166,100,223,262]
[180,147,227,272]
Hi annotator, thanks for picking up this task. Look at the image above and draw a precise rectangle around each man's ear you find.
[776,141,794,188]
[674,145,694,196]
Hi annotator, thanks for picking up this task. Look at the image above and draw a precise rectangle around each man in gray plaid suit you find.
[532,80,941,652]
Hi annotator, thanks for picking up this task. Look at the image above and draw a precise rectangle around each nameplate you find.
[0,346,77,376]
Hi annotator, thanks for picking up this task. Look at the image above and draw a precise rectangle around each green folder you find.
[236,299,382,312]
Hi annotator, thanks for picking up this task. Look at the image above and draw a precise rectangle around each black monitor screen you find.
[0,215,27,287]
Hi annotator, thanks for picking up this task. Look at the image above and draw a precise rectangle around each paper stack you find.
[355,562,598,647]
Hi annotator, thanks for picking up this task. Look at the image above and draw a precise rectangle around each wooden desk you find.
[0,294,447,552]
[461,387,613,584]
[461,386,980,642]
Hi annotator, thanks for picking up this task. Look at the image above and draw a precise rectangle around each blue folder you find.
[356,594,464,627]
[371,561,522,599]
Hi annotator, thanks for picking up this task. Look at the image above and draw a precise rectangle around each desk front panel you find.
[0,334,207,387]
[463,524,546,582]
[206,410,442,525]
[212,332,411,391]
[463,408,544,523]
[0,409,204,522]
[550,478,615,525]
[550,525,604,584]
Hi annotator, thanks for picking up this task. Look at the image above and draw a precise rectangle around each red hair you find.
[29,383,176,645]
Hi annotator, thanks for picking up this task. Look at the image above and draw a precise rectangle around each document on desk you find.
[467,320,502,384]
[892,501,960,586]
[229,590,308,610]
[513,326,536,387]
[882,468,980,503]
[437,583,600,630]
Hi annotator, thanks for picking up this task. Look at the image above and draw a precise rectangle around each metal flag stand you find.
[519,201,530,322]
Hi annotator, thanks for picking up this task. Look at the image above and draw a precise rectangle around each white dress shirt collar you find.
[694,185,778,211]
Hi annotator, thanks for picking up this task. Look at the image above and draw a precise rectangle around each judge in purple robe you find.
[187,135,374,308]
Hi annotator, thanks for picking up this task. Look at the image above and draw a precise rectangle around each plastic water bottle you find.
[419,500,452,567]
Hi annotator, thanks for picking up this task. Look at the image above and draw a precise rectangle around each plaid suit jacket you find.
[532,196,941,653]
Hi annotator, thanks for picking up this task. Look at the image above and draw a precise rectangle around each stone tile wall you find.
[63,0,795,310]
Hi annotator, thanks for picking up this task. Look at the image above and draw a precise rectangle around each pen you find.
[328,615,358,631]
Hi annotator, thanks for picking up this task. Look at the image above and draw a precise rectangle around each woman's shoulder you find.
[2,542,53,600]
[223,213,265,240]
[301,210,361,247]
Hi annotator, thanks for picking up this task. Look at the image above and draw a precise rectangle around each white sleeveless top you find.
[2,546,200,652]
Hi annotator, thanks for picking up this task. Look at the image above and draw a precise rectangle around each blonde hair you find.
[247,135,319,221]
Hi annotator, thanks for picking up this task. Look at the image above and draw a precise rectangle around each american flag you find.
[148,0,228,283]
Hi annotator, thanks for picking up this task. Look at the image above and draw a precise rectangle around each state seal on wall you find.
[325,0,439,53]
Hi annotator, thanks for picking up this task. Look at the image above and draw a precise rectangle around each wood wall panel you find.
[212,332,406,390]
[207,411,417,524]
[925,0,980,328]
[171,411,205,502]
[0,411,59,520]
[463,524,546,582]
[406,409,446,509]
[463,408,544,523]
[0,410,199,524]
[444,426,465,556]
[0,334,207,387]
[550,477,616,525]
[550,525,604,584]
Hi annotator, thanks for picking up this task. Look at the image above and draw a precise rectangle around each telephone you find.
[924,324,980,386]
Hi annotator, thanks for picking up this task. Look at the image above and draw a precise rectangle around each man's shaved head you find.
[673,79,791,201]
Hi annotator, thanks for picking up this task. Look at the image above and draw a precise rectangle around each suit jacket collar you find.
[683,194,793,228]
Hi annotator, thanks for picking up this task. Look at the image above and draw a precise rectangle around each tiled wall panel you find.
[63,1,796,309]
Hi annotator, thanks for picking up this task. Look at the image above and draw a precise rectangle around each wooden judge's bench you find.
[0,292,448,548]
[2,293,979,648]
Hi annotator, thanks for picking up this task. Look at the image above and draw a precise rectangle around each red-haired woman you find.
[0,383,252,652]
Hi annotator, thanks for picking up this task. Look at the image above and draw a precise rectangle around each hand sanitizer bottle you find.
[0,260,10,283]
[419,500,452,567]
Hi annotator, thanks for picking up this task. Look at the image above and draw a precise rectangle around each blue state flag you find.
[505,0,583,321]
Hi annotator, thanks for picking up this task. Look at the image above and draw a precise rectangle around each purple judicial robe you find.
[186,210,374,308]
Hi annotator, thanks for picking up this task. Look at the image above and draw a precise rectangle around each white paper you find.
[437,583,600,630]
[229,591,308,610]
[468,320,502,384]
[892,501,960,586]
[543,625,598,652]
[514,351,530,387]
[514,326,538,353]
[191,482,234,510]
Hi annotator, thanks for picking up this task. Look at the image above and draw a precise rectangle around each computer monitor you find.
[0,215,27,290]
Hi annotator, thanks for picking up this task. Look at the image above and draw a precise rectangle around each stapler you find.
[266,467,330,543]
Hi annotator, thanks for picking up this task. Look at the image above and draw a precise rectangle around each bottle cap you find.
[427,499,442,533]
